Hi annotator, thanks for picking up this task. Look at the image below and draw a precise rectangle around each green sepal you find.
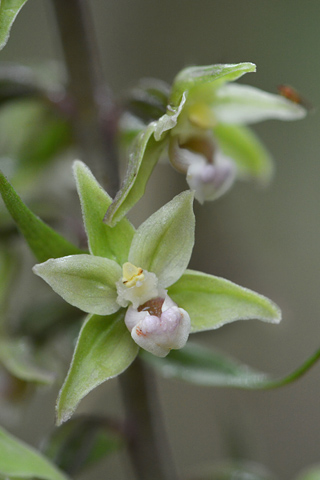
[168,269,281,332]
[0,171,84,262]
[33,255,121,316]
[153,92,187,141]
[214,124,274,182]
[142,341,320,390]
[170,62,256,106]
[56,311,139,425]
[0,0,28,50]
[73,160,135,264]
[129,191,195,288]
[0,425,69,480]
[42,416,124,475]
[104,122,166,226]
[0,338,54,385]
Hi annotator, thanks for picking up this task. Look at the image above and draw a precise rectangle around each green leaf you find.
[0,171,83,262]
[0,425,69,480]
[104,121,166,226]
[56,311,139,425]
[0,0,28,50]
[214,124,274,182]
[73,160,135,265]
[214,84,307,124]
[142,341,320,390]
[170,63,256,106]
[129,191,195,288]
[0,338,54,384]
[295,465,320,480]
[33,255,121,316]
[185,460,275,480]
[168,269,281,332]
[42,416,124,475]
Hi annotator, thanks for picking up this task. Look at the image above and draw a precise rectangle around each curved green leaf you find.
[56,311,139,425]
[104,121,166,226]
[0,0,28,50]
[0,171,84,262]
[170,63,256,106]
[0,338,54,384]
[129,191,195,288]
[168,269,281,332]
[142,341,320,390]
[0,425,69,480]
[214,124,274,182]
[73,160,135,265]
[33,255,121,316]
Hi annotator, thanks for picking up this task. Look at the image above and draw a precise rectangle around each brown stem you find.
[119,357,180,480]
[51,0,119,196]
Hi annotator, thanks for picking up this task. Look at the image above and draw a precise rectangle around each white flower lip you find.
[125,295,191,357]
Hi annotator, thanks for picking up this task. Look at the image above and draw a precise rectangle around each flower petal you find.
[168,269,281,332]
[33,254,121,315]
[129,191,195,288]
[214,83,307,124]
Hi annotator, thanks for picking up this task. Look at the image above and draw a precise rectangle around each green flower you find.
[106,62,306,226]
[33,161,280,424]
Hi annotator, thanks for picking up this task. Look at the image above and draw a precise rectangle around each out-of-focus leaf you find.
[0,247,17,327]
[0,338,54,384]
[104,121,165,226]
[0,425,69,480]
[186,460,276,480]
[142,341,320,390]
[42,416,124,475]
[73,160,135,265]
[168,270,281,332]
[0,99,72,190]
[56,311,139,425]
[0,171,84,262]
[0,0,28,50]
[295,465,320,480]
[214,124,274,182]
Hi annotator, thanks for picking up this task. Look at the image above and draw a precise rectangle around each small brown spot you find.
[138,297,165,317]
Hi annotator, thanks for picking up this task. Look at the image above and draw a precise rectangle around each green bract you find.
[105,62,306,226]
[32,161,281,424]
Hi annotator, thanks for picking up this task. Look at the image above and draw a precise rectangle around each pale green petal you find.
[168,270,281,332]
[153,92,187,141]
[170,62,256,106]
[33,255,121,315]
[214,124,274,182]
[104,122,166,226]
[214,83,306,124]
[73,160,135,264]
[56,311,139,425]
[0,425,69,480]
[129,191,195,288]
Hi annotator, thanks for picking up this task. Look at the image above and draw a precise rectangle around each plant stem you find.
[51,0,119,196]
[119,357,179,480]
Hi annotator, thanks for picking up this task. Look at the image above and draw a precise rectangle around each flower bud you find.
[125,295,191,357]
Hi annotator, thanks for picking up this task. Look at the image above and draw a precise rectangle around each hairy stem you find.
[51,0,119,196]
[119,357,179,480]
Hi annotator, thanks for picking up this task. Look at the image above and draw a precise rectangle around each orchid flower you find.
[105,62,306,226]
[32,161,280,424]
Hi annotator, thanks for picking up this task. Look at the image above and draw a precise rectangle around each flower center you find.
[188,102,216,129]
[138,297,165,317]
[122,262,145,288]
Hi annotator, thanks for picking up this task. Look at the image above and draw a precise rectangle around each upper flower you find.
[105,62,306,225]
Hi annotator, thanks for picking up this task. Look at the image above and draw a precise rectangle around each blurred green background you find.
[1,1,320,479]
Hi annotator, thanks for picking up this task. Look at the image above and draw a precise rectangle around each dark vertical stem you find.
[119,357,179,480]
[51,0,119,196]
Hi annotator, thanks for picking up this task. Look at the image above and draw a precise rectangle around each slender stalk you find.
[119,357,179,480]
[51,0,119,196]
